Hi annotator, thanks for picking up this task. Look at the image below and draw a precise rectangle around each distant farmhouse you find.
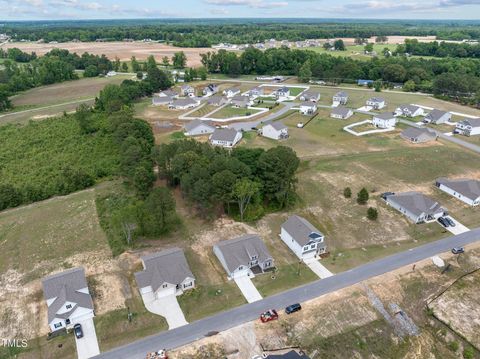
[280,215,326,260]
[210,128,242,148]
[382,192,446,223]
[436,178,480,207]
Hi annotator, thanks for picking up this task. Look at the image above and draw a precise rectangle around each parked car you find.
[452,247,465,254]
[438,217,450,227]
[445,217,456,227]
[260,309,278,323]
[380,192,395,200]
[285,303,302,314]
[73,323,83,339]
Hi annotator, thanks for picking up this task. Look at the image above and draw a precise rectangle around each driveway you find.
[442,216,470,235]
[141,292,188,329]
[233,275,263,303]
[74,318,100,359]
[304,258,334,279]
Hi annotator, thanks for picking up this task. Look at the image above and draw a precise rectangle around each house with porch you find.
[280,215,326,260]
[455,118,480,136]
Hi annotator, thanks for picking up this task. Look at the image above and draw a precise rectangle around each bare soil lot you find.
[4,41,209,67]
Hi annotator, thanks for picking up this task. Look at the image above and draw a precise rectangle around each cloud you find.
[205,0,288,8]
[439,0,480,6]
[209,7,230,14]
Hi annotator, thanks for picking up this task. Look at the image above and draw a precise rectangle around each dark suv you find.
[438,217,449,227]
[285,303,302,314]
[73,323,83,339]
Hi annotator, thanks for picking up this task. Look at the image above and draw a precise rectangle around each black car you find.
[438,217,449,227]
[452,247,465,254]
[445,217,456,227]
[285,303,302,314]
[73,323,83,339]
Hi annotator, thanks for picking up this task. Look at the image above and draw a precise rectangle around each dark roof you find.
[282,215,324,246]
[436,178,480,201]
[210,128,239,142]
[265,350,310,359]
[135,248,194,292]
[214,234,273,273]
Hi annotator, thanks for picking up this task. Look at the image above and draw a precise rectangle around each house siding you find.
[437,183,479,207]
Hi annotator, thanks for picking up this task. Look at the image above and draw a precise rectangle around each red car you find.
[260,309,278,323]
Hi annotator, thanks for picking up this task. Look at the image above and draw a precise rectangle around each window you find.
[66,304,72,309]
[162,284,168,288]
[54,322,63,329]
[184,282,193,288]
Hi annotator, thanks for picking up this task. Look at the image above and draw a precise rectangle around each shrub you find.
[448,341,459,352]
[357,187,369,204]
[343,187,352,198]
[367,207,378,220]
[463,347,474,359]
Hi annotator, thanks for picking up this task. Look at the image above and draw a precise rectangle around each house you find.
[299,90,321,102]
[207,95,228,107]
[435,178,480,206]
[231,95,253,108]
[180,85,195,97]
[248,86,264,98]
[333,91,348,105]
[280,215,326,260]
[223,87,241,98]
[276,86,290,99]
[213,234,274,279]
[184,120,216,136]
[400,127,437,143]
[366,97,386,110]
[210,128,242,148]
[382,192,446,223]
[455,118,480,136]
[42,267,94,332]
[394,104,425,118]
[158,89,178,98]
[202,83,219,96]
[262,121,288,140]
[358,79,374,86]
[135,248,195,299]
[265,351,310,359]
[152,95,173,106]
[331,106,353,120]
[372,112,397,128]
[299,101,317,115]
[169,98,199,110]
[423,109,452,124]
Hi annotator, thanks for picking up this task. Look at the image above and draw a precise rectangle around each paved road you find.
[228,102,295,131]
[93,228,480,359]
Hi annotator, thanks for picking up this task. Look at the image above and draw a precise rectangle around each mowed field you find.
[3,41,209,67]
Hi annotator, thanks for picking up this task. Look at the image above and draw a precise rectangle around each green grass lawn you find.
[210,105,262,119]
[305,43,398,60]
[188,104,218,118]
[288,87,305,96]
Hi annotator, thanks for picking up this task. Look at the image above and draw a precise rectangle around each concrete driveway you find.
[304,258,334,279]
[233,275,263,303]
[74,318,100,359]
[141,292,188,329]
[442,216,470,235]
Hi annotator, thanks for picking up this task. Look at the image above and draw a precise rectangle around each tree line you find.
[396,39,480,58]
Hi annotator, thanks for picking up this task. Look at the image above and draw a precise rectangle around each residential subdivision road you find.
[93,228,480,359]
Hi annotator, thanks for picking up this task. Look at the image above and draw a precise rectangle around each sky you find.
[1,0,480,20]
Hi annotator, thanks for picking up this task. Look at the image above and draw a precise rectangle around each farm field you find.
[306,43,398,60]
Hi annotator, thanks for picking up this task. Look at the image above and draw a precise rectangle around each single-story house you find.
[423,109,452,124]
[280,215,326,260]
[207,95,228,107]
[400,127,437,143]
[455,118,480,136]
[366,97,386,110]
[276,86,290,99]
[265,351,310,359]
[213,234,274,279]
[372,112,397,128]
[42,267,94,332]
[180,85,195,97]
[248,86,264,98]
[358,79,374,86]
[135,248,195,299]
[169,98,199,110]
[435,177,480,207]
[184,120,216,136]
[331,106,353,120]
[382,192,446,223]
[223,87,241,98]
[333,91,348,105]
[152,95,173,106]
[394,104,425,118]
[158,89,178,98]
[210,128,242,148]
[231,95,253,108]
[299,101,317,115]
[262,121,288,140]
[299,90,320,102]
[202,83,219,96]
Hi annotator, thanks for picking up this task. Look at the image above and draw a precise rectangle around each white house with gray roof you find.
[366,97,386,110]
[382,192,446,223]
[372,112,397,128]
[169,98,199,110]
[455,118,480,136]
[248,86,264,98]
[42,267,94,332]
[299,90,320,102]
[436,178,480,206]
[280,215,326,260]
[152,95,173,106]
[333,91,348,105]
[331,106,353,120]
[262,121,288,140]
[299,101,317,115]
[223,87,241,98]
[423,109,451,124]
[202,83,219,96]
[207,95,228,107]
[400,127,437,143]
[135,248,195,299]
[394,104,425,118]
[231,95,253,108]
[158,89,178,98]
[180,85,195,97]
[210,128,242,148]
[276,86,290,99]
[213,234,274,279]
[184,120,216,136]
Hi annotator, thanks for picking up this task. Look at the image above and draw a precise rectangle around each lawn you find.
[305,43,398,60]
[188,104,218,118]
[210,105,262,119]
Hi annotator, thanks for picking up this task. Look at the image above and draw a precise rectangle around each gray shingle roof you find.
[374,112,396,120]
[282,215,324,247]
[397,104,421,113]
[331,106,352,117]
[184,119,214,132]
[387,192,444,218]
[400,127,436,142]
[210,128,239,142]
[135,248,194,292]
[368,97,385,103]
[160,89,178,97]
[152,96,172,104]
[207,95,226,106]
[301,90,320,99]
[265,120,287,131]
[334,91,348,98]
[172,98,197,107]
[459,118,480,127]
[437,178,480,201]
[42,267,93,323]
[300,101,316,108]
[425,109,449,122]
[214,234,272,273]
